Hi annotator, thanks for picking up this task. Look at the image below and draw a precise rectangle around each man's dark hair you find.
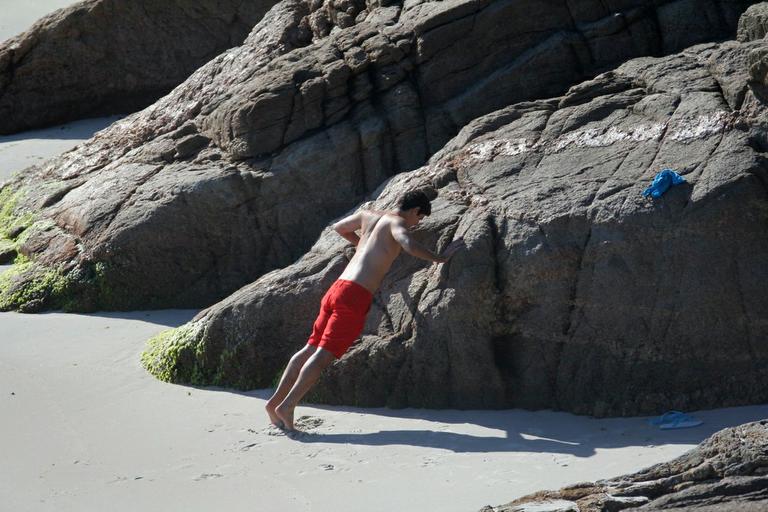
[398,189,432,216]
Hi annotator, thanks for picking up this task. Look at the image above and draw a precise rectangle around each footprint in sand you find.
[195,473,223,481]
[295,415,325,430]
[239,442,260,452]
[263,415,326,437]
[264,424,287,436]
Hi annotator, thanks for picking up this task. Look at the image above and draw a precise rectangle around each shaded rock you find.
[141,34,768,415]
[0,0,758,313]
[738,2,768,41]
[0,240,16,264]
[486,421,768,512]
[748,42,768,101]
[0,0,278,134]
[174,133,211,160]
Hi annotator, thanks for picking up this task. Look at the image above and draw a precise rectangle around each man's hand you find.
[437,238,466,263]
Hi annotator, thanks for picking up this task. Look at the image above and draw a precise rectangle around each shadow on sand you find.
[0,116,123,143]
[214,388,768,456]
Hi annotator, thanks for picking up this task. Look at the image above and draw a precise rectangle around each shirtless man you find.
[265,190,465,430]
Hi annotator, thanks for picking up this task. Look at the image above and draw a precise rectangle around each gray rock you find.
[0,0,278,134]
[738,2,768,41]
[485,499,579,512]
[174,133,210,159]
[489,421,768,512]
[0,0,758,313]
[140,33,768,417]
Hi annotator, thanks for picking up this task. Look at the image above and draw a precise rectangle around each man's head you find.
[397,189,432,228]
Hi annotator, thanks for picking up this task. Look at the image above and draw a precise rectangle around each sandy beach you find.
[2,3,767,511]
[3,308,767,512]
[0,1,79,43]
[0,116,121,183]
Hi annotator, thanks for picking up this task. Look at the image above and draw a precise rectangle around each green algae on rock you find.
[0,258,132,313]
[141,322,260,389]
[0,187,36,260]
[141,323,207,384]
[0,260,75,313]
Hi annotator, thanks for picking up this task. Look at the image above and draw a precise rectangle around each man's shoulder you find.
[377,212,405,228]
[361,209,400,222]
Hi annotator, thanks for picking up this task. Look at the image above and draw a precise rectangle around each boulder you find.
[0,0,278,134]
[738,1,768,42]
[484,420,768,512]
[0,0,758,313]
[141,34,768,415]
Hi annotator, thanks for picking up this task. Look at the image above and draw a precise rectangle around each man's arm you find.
[332,211,363,246]
[390,219,464,263]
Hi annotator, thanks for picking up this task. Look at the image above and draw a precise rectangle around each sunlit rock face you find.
[0,0,756,313]
[738,1,768,42]
[486,421,768,512]
[0,0,280,135]
[143,33,768,415]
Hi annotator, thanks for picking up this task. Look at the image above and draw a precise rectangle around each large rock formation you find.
[0,0,278,134]
[141,24,768,415]
[482,420,768,512]
[0,0,757,313]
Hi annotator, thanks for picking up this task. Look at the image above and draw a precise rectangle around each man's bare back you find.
[338,210,405,293]
[335,208,465,293]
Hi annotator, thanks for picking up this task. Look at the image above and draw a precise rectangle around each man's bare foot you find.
[265,402,284,429]
[275,403,295,431]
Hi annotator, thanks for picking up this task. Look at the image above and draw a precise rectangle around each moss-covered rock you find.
[140,320,272,389]
[0,187,50,266]
[0,256,132,313]
[0,260,76,313]
[141,322,207,384]
[0,187,35,239]
[0,186,37,267]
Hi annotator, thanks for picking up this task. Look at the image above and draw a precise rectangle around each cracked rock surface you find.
[0,0,278,134]
[141,27,768,414]
[0,0,757,313]
[483,420,768,512]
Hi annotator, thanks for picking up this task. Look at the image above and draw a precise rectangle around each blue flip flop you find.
[648,410,703,429]
[642,169,686,198]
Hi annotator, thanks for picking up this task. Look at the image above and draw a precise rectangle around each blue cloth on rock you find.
[642,169,686,198]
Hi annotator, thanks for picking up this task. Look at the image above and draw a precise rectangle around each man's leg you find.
[265,344,317,427]
[275,347,336,430]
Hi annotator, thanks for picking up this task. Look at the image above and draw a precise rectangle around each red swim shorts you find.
[307,279,373,359]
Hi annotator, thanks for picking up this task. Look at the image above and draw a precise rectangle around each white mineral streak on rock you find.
[468,138,533,160]
[497,138,533,156]
[552,122,666,152]
[462,111,731,164]
[468,140,502,160]
[669,111,729,142]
